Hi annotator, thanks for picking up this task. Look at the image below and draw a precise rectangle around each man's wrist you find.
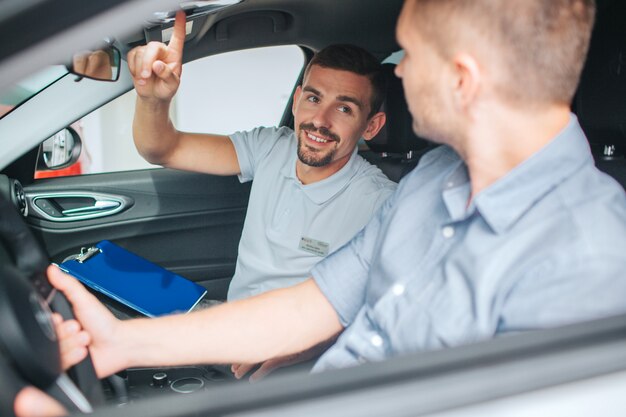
[136,96,172,113]
[112,319,144,372]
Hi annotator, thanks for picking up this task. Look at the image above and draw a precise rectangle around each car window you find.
[35,45,304,178]
[0,66,67,119]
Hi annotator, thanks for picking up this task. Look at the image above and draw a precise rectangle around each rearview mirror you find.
[37,127,82,171]
[69,46,121,82]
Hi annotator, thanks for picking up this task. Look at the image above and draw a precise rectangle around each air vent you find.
[12,179,28,217]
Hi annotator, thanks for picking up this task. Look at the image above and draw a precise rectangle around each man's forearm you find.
[132,96,179,165]
[118,279,343,370]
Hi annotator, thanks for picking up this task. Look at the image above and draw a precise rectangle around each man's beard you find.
[297,123,341,167]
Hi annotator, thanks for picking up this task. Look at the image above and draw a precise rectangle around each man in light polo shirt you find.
[129,11,396,304]
[225,122,395,301]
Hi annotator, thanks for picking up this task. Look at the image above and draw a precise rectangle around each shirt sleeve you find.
[371,184,396,214]
[312,190,398,327]
[229,126,285,183]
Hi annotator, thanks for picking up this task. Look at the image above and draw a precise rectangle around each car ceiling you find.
[0,0,620,87]
[179,0,403,62]
[0,0,403,95]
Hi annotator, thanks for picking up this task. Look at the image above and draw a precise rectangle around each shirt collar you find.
[441,115,593,233]
[280,140,361,205]
[474,115,593,233]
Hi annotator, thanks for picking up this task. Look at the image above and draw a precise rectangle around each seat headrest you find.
[366,64,431,155]
[574,0,626,157]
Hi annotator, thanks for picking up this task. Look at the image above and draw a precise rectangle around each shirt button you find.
[370,334,384,347]
[392,283,405,296]
[442,226,455,238]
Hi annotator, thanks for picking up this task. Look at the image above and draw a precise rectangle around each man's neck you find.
[460,104,571,200]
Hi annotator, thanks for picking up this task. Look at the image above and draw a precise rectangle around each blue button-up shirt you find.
[312,116,626,372]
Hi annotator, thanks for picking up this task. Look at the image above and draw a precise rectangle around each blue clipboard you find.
[58,240,207,317]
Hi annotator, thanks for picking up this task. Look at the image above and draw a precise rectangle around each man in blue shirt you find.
[17,0,626,411]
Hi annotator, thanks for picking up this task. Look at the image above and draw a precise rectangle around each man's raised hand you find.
[127,11,187,101]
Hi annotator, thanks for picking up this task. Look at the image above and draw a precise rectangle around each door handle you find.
[61,200,121,216]
[27,193,130,222]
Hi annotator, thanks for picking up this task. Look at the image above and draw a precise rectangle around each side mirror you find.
[69,46,121,82]
[37,127,82,171]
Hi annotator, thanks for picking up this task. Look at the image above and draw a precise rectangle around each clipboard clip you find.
[76,246,102,263]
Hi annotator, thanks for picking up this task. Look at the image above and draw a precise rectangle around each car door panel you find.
[24,168,250,299]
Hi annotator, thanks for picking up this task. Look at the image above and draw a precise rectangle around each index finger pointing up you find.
[168,10,187,56]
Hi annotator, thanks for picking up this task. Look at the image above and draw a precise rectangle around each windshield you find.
[0,65,68,119]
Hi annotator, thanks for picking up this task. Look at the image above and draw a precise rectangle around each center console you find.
[90,292,238,404]
[104,365,237,405]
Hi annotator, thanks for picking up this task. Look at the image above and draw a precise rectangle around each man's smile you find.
[299,122,341,148]
[305,131,334,145]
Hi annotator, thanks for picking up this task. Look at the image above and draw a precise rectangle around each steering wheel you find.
[0,194,103,415]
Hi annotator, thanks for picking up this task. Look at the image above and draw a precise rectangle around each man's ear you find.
[292,85,302,116]
[362,112,387,141]
[452,53,481,109]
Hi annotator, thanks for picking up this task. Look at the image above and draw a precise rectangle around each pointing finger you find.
[168,11,187,57]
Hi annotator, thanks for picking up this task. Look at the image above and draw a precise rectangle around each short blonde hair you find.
[408,0,596,105]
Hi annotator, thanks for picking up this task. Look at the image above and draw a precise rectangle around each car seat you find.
[361,63,435,182]
[574,0,626,189]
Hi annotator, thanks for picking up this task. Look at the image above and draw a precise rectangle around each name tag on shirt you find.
[299,237,329,257]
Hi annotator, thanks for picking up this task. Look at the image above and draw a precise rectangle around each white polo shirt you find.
[227,126,396,301]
